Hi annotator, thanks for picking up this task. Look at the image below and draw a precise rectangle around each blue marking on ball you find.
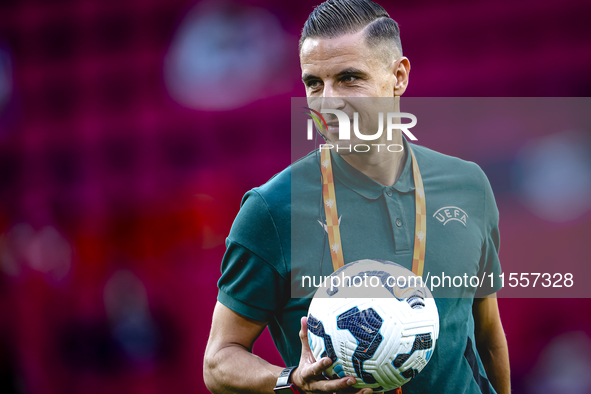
[333,363,346,378]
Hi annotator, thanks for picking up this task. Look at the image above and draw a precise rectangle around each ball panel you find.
[306,259,440,392]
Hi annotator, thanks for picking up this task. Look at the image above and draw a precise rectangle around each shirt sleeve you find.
[475,167,503,297]
[217,190,288,322]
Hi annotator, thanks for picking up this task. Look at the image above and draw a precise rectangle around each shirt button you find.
[386,190,392,197]
[396,218,402,227]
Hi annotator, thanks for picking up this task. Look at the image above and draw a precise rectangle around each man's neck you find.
[338,134,407,187]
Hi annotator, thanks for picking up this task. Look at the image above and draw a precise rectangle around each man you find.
[204,0,510,393]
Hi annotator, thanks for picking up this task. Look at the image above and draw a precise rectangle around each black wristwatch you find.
[273,366,300,394]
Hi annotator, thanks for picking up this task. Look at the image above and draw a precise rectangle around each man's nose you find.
[320,86,345,112]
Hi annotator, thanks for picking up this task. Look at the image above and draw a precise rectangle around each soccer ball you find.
[306,259,439,393]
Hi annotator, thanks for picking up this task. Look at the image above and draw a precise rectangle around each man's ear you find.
[394,56,411,96]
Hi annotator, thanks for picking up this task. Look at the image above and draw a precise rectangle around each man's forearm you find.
[476,326,510,394]
[204,344,284,394]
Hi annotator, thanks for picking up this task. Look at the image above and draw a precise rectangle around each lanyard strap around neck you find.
[319,146,427,277]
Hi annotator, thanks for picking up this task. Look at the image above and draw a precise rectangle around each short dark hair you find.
[299,0,402,58]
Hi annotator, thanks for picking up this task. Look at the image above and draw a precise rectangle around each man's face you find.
[300,30,409,151]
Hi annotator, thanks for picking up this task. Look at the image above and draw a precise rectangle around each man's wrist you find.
[273,366,300,394]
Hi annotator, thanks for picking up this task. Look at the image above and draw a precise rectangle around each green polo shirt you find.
[217,140,502,394]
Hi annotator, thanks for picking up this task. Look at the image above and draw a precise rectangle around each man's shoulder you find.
[232,150,320,254]
[410,142,488,186]
[248,150,321,207]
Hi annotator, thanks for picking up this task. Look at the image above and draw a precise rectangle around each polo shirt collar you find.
[330,137,415,200]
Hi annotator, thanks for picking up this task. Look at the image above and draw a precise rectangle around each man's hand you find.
[292,316,373,394]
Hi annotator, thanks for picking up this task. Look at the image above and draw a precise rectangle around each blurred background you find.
[0,0,590,393]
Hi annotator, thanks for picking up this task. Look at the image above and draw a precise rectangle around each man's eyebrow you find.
[302,73,319,84]
[302,68,368,84]
[336,67,367,77]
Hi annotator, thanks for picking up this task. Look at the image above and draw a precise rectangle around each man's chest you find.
[290,183,485,297]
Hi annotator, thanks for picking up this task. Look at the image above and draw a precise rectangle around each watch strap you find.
[276,366,298,388]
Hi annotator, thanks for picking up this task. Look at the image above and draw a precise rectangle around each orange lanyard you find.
[320,146,427,277]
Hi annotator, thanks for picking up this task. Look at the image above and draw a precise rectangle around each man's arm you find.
[203,301,368,394]
[204,302,282,393]
[472,294,510,394]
